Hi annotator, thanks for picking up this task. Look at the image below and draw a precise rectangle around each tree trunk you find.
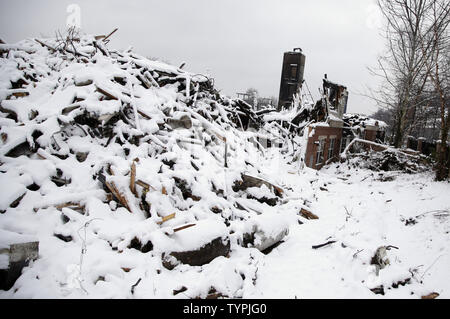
[436,112,449,181]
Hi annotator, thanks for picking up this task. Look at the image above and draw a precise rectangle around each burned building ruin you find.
[277,48,306,111]
[234,48,387,170]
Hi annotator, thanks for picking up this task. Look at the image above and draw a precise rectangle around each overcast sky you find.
[0,0,386,115]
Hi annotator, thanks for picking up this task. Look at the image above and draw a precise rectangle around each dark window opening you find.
[328,138,335,160]
[316,139,325,165]
[290,64,298,80]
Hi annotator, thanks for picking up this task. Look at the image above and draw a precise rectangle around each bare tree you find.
[372,0,432,148]
[418,0,450,180]
[373,0,450,180]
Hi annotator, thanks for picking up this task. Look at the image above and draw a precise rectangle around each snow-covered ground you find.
[246,152,450,298]
[1,34,449,299]
[1,149,448,298]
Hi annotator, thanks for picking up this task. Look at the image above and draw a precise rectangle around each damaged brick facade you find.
[304,125,343,170]
[303,122,386,170]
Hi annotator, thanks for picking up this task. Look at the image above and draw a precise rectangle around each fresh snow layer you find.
[0,34,449,299]
[152,219,228,253]
[1,148,448,299]
[0,229,37,250]
[243,153,450,299]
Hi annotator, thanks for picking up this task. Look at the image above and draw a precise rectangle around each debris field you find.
[0,32,449,298]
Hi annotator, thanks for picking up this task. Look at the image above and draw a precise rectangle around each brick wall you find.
[304,126,343,170]
[364,129,377,142]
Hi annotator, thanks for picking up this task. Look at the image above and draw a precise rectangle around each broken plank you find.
[143,71,160,88]
[157,213,176,225]
[75,79,93,87]
[34,39,57,52]
[130,160,137,197]
[136,73,152,89]
[421,292,439,299]
[55,202,84,210]
[7,91,29,99]
[140,134,167,149]
[103,28,118,42]
[235,174,284,197]
[180,106,227,142]
[136,179,150,191]
[136,109,152,119]
[105,180,131,212]
[312,240,336,249]
[95,85,118,100]
[61,104,81,115]
[173,223,196,233]
[136,179,156,191]
[299,208,319,220]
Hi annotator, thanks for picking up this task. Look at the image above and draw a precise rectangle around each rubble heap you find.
[0,31,304,297]
[343,114,386,129]
[343,149,431,174]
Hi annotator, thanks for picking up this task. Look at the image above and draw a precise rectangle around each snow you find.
[0,171,27,211]
[344,113,387,129]
[0,229,38,250]
[152,219,228,253]
[241,154,450,299]
[310,121,330,128]
[262,111,294,123]
[1,34,449,299]
[327,112,343,123]
[0,254,8,269]
[246,185,275,200]
[0,229,37,269]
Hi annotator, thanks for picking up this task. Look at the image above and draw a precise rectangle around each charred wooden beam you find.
[163,236,230,269]
[233,174,283,197]
[312,240,336,249]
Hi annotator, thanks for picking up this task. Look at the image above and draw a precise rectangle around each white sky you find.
[0,0,386,115]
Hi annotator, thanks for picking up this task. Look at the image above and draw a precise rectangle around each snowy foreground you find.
[1,35,449,299]
[1,150,449,299]
[252,155,450,299]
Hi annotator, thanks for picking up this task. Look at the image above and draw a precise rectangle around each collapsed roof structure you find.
[248,49,387,170]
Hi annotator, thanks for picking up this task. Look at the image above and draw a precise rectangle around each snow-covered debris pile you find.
[0,33,298,298]
[341,149,431,174]
[343,113,387,130]
[0,229,39,290]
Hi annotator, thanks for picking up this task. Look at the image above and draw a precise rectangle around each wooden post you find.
[173,223,196,233]
[130,160,137,197]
